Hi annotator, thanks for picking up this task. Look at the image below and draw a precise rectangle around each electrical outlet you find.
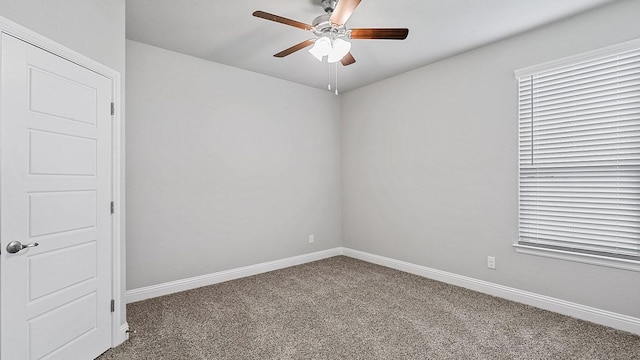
[308,235,314,244]
[487,256,496,270]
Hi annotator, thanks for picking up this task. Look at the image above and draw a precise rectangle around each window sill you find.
[513,244,640,272]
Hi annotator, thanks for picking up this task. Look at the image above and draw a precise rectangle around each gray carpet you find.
[98,256,640,359]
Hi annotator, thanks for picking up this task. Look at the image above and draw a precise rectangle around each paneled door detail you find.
[0,34,113,359]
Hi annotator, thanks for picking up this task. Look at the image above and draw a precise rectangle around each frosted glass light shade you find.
[308,37,332,61]
[327,38,351,63]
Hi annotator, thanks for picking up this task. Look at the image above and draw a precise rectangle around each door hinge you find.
[111,299,115,312]
[110,201,115,214]
[110,102,115,116]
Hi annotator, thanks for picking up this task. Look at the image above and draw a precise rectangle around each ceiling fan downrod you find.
[321,0,338,14]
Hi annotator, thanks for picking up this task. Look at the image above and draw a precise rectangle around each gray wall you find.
[0,0,127,326]
[342,0,640,318]
[126,40,342,289]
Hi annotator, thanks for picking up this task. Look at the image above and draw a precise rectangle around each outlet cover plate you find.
[487,256,496,269]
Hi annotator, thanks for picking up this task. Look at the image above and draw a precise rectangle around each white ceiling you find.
[126,0,616,93]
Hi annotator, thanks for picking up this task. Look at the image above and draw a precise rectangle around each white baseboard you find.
[126,248,342,303]
[342,247,640,336]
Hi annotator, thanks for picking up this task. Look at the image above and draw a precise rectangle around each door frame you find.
[0,15,128,348]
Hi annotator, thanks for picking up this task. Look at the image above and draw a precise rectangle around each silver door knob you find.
[6,241,39,254]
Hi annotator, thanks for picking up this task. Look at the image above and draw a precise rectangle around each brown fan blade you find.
[330,0,361,26]
[350,28,409,40]
[253,10,313,31]
[341,52,356,66]
[274,40,315,58]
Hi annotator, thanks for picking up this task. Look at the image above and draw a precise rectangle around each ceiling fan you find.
[253,0,409,66]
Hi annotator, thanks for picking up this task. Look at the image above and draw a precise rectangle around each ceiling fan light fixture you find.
[309,37,351,63]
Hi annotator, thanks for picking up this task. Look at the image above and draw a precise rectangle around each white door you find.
[0,34,113,359]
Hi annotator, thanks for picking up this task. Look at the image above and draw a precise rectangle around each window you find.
[515,39,640,271]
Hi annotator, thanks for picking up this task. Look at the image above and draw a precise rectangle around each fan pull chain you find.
[328,62,331,91]
[334,62,339,96]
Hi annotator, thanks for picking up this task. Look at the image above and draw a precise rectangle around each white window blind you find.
[516,40,640,261]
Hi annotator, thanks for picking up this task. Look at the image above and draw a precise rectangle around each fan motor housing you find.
[312,14,347,38]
